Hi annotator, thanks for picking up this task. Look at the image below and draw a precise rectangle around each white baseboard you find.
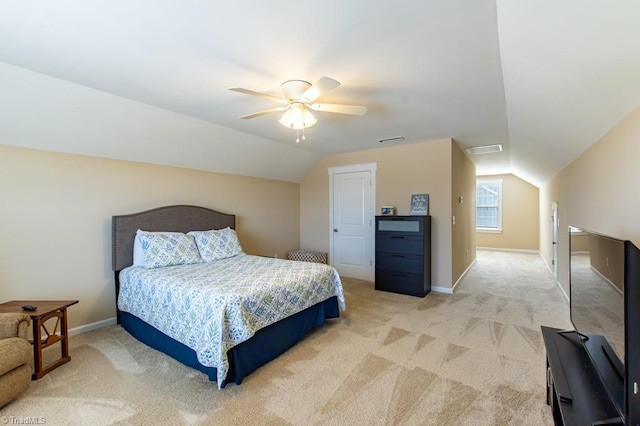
[431,257,478,295]
[530,250,568,304]
[540,255,553,274]
[452,258,477,292]
[68,316,117,336]
[477,247,539,254]
[557,282,569,304]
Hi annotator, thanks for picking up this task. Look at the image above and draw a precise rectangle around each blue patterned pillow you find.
[188,227,244,262]
[136,230,202,268]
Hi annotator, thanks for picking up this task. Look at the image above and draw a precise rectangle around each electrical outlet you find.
[452,215,456,225]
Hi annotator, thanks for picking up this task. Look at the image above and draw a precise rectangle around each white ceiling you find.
[0,0,638,186]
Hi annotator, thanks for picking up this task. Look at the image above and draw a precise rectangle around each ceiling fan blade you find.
[229,87,288,104]
[301,77,340,102]
[308,103,367,116]
[239,106,288,119]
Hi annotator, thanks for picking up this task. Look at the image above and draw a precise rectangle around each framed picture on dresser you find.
[410,194,429,215]
[380,206,395,216]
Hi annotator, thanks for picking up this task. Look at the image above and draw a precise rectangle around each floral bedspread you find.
[118,254,345,387]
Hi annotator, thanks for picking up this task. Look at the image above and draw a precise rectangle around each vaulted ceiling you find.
[1,1,638,186]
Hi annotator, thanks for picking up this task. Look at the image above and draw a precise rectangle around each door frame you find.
[328,162,377,281]
[551,201,559,283]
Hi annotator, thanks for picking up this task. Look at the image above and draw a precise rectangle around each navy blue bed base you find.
[120,296,339,387]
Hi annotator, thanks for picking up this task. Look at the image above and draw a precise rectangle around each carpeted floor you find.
[0,250,571,425]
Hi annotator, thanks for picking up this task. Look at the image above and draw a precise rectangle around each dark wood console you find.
[542,326,623,425]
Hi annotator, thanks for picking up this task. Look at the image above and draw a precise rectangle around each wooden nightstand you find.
[0,300,78,379]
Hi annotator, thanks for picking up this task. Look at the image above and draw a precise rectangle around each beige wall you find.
[0,145,300,329]
[540,106,640,296]
[451,142,477,283]
[300,139,454,289]
[477,174,539,251]
[588,234,625,292]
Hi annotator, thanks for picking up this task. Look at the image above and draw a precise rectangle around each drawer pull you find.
[391,236,405,239]
[390,254,405,258]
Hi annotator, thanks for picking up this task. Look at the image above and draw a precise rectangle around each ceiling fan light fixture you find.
[231,76,365,142]
[278,103,317,130]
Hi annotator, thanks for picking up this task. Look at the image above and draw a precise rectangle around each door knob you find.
[333,228,338,232]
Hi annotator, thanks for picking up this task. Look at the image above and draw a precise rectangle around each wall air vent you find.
[465,144,503,155]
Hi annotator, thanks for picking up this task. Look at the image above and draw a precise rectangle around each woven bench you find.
[287,249,327,264]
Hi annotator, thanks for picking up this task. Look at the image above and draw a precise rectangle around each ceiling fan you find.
[229,77,367,142]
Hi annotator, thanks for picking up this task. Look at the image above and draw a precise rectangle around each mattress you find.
[118,254,345,386]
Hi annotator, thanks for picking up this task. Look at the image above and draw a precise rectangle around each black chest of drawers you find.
[375,215,431,297]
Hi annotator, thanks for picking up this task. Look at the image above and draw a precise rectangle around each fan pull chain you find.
[296,129,300,143]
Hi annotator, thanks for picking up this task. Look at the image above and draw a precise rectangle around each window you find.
[476,179,502,231]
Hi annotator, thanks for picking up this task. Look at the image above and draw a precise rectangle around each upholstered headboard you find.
[111,205,235,323]
[112,205,236,272]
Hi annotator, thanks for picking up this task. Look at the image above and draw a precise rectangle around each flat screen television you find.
[569,226,640,425]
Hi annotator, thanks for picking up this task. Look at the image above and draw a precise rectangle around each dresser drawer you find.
[375,270,427,297]
[376,252,423,273]
[376,216,424,235]
[376,234,424,255]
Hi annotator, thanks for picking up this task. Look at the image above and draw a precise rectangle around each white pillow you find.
[188,227,244,262]
[134,230,186,266]
[133,230,146,267]
[135,230,202,268]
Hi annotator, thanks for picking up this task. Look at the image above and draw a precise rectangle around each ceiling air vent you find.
[378,136,405,143]
[465,144,503,155]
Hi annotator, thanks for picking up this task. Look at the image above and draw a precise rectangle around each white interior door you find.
[329,163,376,281]
[552,202,559,282]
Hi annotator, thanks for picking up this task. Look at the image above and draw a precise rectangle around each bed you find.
[112,205,345,388]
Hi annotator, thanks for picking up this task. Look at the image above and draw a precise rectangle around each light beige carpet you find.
[0,250,572,425]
